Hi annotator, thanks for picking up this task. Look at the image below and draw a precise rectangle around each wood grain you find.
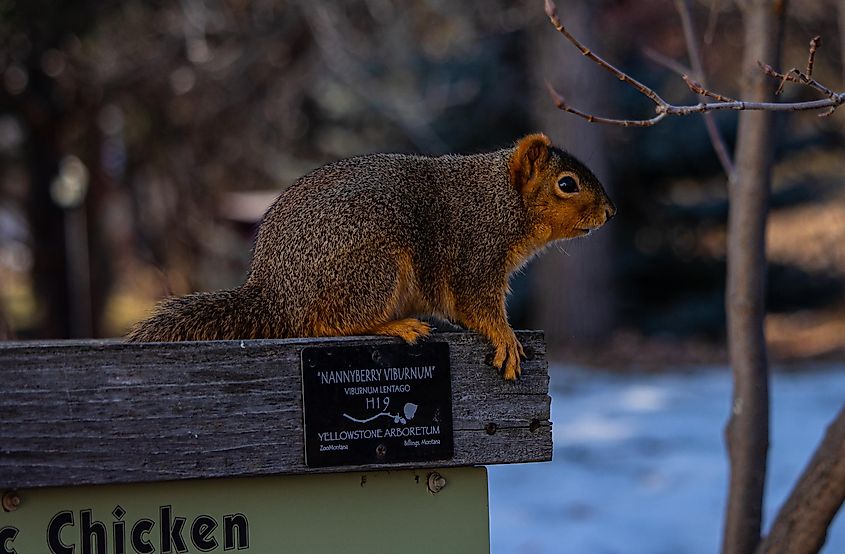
[0,331,551,489]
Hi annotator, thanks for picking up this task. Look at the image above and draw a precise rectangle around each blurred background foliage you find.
[0,0,843,366]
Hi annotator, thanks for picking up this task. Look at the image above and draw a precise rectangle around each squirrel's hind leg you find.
[301,249,429,343]
[358,250,431,343]
[365,318,431,344]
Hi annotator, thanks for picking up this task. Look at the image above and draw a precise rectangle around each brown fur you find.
[126,134,615,380]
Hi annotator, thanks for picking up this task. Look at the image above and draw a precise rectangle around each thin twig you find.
[674,0,734,174]
[676,0,705,79]
[543,0,665,107]
[703,0,723,46]
[643,46,693,78]
[683,75,738,102]
[758,62,837,100]
[544,82,667,127]
[806,36,820,77]
[544,0,845,127]
[702,108,735,174]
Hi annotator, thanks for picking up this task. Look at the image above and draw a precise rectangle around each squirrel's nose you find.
[605,204,617,221]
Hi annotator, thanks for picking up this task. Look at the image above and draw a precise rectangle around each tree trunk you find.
[721,1,786,553]
[529,0,615,350]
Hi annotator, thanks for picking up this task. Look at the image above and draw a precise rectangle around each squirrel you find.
[127,133,615,380]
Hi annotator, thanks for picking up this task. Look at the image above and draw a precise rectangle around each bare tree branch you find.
[543,0,665,109]
[545,81,667,127]
[543,0,844,127]
[674,0,734,174]
[757,404,845,554]
[757,48,836,101]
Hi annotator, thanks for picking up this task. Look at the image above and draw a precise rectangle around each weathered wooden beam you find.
[0,331,551,489]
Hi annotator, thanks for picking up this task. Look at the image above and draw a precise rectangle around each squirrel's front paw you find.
[492,332,525,381]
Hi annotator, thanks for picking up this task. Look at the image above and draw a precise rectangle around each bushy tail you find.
[125,287,274,342]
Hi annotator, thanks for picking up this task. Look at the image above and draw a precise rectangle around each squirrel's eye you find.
[557,175,579,193]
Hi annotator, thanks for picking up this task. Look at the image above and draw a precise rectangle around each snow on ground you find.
[489,364,845,554]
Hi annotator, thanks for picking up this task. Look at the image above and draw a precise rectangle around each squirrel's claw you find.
[493,332,525,381]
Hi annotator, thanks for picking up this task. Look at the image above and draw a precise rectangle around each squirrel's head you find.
[509,133,616,240]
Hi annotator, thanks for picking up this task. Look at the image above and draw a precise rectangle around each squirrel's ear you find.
[510,133,552,191]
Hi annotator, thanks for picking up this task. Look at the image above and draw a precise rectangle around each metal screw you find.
[375,443,387,459]
[427,472,447,494]
[2,491,21,512]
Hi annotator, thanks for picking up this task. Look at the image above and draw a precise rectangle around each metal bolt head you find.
[2,491,21,512]
[375,443,387,459]
[427,472,447,494]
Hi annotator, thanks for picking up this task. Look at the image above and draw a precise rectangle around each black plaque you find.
[301,341,453,468]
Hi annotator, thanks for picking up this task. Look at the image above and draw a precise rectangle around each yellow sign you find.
[1,467,488,553]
